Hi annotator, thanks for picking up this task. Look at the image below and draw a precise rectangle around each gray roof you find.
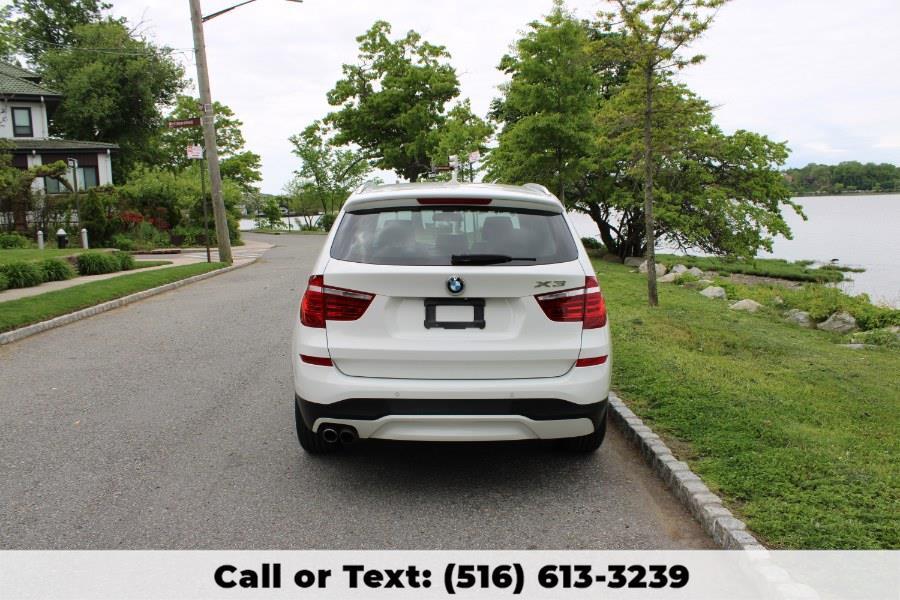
[0,61,41,81]
[6,138,118,152]
[0,71,61,98]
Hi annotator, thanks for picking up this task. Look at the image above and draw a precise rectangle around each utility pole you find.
[188,0,233,264]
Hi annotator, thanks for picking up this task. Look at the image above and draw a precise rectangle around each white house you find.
[0,61,117,192]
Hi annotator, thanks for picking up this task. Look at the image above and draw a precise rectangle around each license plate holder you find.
[424,298,486,329]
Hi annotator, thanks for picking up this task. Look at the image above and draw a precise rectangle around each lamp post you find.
[188,0,303,265]
[66,157,79,224]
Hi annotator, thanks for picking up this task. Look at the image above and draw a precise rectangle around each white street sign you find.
[186,145,204,160]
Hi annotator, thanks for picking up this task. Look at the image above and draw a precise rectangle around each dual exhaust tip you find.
[320,425,358,444]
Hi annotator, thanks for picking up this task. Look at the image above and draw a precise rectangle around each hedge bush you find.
[111,234,136,251]
[0,272,8,291]
[0,233,33,249]
[76,252,120,276]
[113,251,135,271]
[40,258,76,282]
[0,261,47,288]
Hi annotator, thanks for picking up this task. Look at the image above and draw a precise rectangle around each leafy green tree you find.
[487,2,599,202]
[597,0,727,305]
[428,100,493,181]
[1,142,69,232]
[282,179,322,228]
[325,21,461,181]
[0,6,18,62]
[288,121,372,216]
[39,20,185,180]
[259,198,285,230]
[8,0,110,64]
[158,96,262,192]
[590,79,797,259]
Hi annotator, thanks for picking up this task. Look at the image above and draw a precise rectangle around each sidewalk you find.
[0,240,272,303]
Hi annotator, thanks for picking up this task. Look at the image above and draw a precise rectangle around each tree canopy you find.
[487,3,599,202]
[326,20,488,181]
[38,20,185,179]
[8,0,111,64]
[287,121,372,215]
[487,1,796,269]
[158,96,262,192]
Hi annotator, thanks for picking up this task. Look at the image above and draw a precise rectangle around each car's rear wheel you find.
[295,401,338,454]
[559,418,607,452]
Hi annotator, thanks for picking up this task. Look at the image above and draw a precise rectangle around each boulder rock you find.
[686,267,705,277]
[700,286,727,300]
[658,272,679,283]
[670,264,688,274]
[638,261,667,277]
[817,311,858,334]
[623,257,644,267]
[729,299,764,313]
[784,308,813,328]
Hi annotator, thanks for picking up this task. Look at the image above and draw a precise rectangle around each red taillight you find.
[583,276,607,329]
[575,355,608,367]
[300,274,374,328]
[535,275,607,328]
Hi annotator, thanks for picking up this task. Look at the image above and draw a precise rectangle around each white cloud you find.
[88,1,900,190]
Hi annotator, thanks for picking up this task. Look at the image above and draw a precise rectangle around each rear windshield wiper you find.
[451,254,537,265]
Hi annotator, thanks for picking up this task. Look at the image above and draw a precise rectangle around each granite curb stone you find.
[607,391,764,549]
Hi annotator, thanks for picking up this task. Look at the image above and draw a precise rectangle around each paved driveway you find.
[0,233,713,549]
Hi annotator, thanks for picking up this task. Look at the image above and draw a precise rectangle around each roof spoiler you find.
[353,180,381,195]
[523,183,552,196]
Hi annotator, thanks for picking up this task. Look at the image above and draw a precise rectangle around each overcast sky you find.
[71,0,900,192]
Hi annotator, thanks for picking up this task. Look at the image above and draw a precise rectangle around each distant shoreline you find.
[791,190,899,198]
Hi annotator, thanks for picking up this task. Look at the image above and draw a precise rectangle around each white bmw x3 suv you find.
[291,182,611,453]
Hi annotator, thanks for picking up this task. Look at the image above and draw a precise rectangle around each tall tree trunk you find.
[642,64,659,307]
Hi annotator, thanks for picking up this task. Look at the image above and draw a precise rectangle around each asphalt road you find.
[0,233,713,549]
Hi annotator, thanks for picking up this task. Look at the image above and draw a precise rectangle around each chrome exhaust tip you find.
[320,427,339,443]
[338,427,358,444]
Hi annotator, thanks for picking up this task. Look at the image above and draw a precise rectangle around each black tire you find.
[559,418,607,452]
[295,401,338,454]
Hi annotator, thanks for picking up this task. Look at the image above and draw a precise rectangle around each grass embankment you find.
[595,259,899,549]
[0,262,225,333]
[655,254,845,283]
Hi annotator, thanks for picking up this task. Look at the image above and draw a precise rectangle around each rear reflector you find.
[417,197,492,205]
[575,355,608,367]
[300,354,333,367]
[300,274,374,328]
[535,275,607,328]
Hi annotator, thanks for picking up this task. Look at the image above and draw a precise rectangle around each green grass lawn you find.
[595,259,899,549]
[0,262,225,333]
[0,248,87,265]
[655,253,845,283]
[133,260,172,269]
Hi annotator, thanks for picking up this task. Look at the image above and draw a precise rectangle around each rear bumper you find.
[292,350,611,407]
[296,395,608,441]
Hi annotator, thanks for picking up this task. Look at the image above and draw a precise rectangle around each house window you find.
[43,166,100,193]
[12,107,34,137]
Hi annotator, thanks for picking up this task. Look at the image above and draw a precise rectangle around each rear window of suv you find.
[330,206,579,266]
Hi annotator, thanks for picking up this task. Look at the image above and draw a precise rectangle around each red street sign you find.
[167,117,201,129]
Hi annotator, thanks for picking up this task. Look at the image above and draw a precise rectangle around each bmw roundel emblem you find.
[446,276,465,295]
